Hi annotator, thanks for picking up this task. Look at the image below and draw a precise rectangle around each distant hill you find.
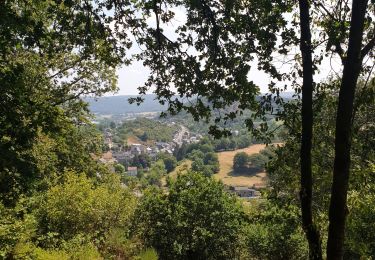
[85,92,295,115]
[85,94,167,114]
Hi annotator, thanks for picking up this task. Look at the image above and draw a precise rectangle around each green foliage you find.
[133,173,244,259]
[0,199,37,259]
[1,124,106,206]
[266,82,375,255]
[158,153,177,173]
[236,135,253,149]
[189,149,219,177]
[132,154,152,169]
[12,239,102,260]
[141,160,167,188]
[138,248,159,260]
[177,141,220,177]
[233,152,250,172]
[247,153,268,169]
[1,1,374,258]
[234,147,275,173]
[245,203,308,259]
[121,0,294,139]
[114,164,125,174]
[117,118,175,143]
[345,165,375,258]
[37,171,136,246]
[0,0,125,205]
[214,138,237,151]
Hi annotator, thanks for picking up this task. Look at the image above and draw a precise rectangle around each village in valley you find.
[98,122,200,169]
[92,110,273,199]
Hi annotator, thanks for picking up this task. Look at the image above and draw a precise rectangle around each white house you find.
[130,143,144,155]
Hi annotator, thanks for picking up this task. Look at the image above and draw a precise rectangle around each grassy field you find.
[127,135,140,145]
[161,160,192,186]
[162,144,278,188]
[169,160,192,179]
[126,135,155,146]
[214,144,268,187]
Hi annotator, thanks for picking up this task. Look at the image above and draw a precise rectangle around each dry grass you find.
[127,135,140,145]
[214,144,269,187]
[169,160,192,179]
[162,144,282,188]
[126,135,156,146]
[161,160,192,186]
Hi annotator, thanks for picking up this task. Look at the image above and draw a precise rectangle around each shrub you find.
[134,173,244,259]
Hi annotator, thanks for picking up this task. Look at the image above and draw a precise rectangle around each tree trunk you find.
[327,0,369,259]
[298,1,322,259]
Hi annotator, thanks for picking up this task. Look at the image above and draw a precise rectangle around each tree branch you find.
[360,29,375,60]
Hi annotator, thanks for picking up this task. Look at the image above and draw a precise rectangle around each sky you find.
[113,7,274,96]
[113,7,342,96]
[116,60,273,95]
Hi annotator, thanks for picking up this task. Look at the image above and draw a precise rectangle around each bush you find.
[134,173,244,259]
[248,154,268,169]
[245,203,308,259]
[233,152,250,171]
[114,164,125,174]
[158,153,177,173]
[37,172,136,246]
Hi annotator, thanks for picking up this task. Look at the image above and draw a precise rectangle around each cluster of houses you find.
[172,131,202,146]
[99,129,263,198]
[98,125,204,177]
[101,125,203,163]
[99,142,175,164]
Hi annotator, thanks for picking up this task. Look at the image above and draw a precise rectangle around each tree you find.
[38,172,135,242]
[203,152,219,168]
[110,0,375,257]
[233,152,250,172]
[245,203,308,259]
[131,154,151,169]
[345,165,375,258]
[237,135,252,149]
[133,173,244,259]
[266,80,375,257]
[326,1,372,258]
[158,153,177,173]
[0,0,128,205]
[191,158,205,172]
[296,0,322,258]
[140,132,149,142]
[114,164,125,174]
[248,154,267,170]
[110,121,117,129]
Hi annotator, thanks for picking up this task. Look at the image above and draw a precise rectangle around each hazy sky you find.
[113,7,274,96]
[116,60,272,95]
[114,7,342,96]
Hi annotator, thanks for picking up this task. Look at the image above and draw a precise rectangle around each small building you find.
[231,186,257,198]
[130,143,144,155]
[113,151,134,163]
[127,166,138,177]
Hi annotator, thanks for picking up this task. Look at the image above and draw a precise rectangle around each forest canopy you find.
[1,0,374,259]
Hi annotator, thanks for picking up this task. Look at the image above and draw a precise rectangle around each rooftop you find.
[233,186,256,191]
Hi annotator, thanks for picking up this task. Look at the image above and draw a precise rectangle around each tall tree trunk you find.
[327,0,369,259]
[298,1,322,259]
